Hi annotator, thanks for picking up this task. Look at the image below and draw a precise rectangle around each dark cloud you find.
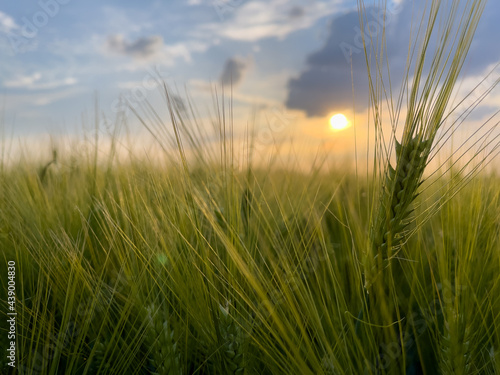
[106,34,163,59]
[286,2,500,117]
[220,57,250,86]
[289,6,305,19]
[286,6,407,117]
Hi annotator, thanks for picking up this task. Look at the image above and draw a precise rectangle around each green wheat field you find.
[1,1,500,374]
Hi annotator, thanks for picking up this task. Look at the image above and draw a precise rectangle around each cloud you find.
[0,11,18,33]
[3,72,42,88]
[3,72,77,90]
[104,34,207,68]
[288,6,305,19]
[220,56,251,86]
[105,34,164,59]
[285,7,383,117]
[5,86,83,110]
[31,87,79,106]
[197,0,346,42]
[286,1,500,117]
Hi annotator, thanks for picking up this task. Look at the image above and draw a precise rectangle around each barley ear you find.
[145,304,183,375]
[218,303,245,374]
[440,308,472,375]
[366,136,430,289]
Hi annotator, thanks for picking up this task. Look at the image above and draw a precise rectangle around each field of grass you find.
[2,0,500,374]
[0,145,499,374]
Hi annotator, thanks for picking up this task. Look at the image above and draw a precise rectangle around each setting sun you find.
[329,114,349,131]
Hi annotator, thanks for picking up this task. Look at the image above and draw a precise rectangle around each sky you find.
[1,0,500,165]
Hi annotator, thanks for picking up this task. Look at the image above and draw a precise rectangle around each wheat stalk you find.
[361,0,488,292]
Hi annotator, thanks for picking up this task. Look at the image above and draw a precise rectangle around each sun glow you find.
[329,114,349,131]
